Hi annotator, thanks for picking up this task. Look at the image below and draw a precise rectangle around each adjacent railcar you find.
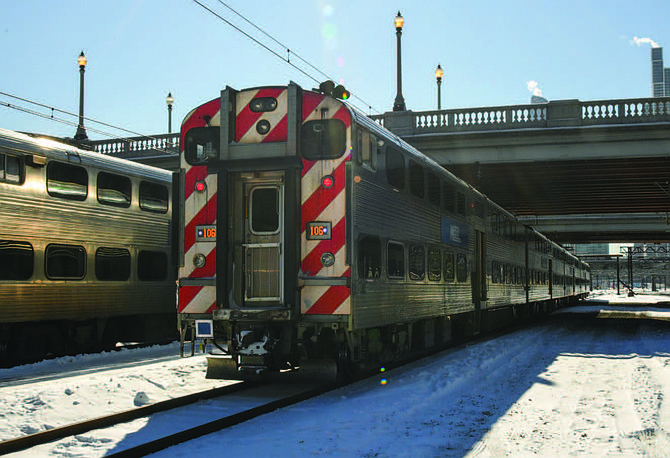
[177,83,589,379]
[0,129,177,366]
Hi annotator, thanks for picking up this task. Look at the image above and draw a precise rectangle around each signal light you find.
[318,80,351,100]
[322,175,334,188]
[195,180,207,193]
[332,85,350,100]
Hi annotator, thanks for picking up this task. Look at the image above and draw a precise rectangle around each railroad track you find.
[0,374,336,457]
[0,316,554,457]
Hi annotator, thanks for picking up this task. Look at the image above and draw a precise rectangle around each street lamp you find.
[393,11,406,112]
[166,92,174,133]
[435,64,443,110]
[74,51,88,141]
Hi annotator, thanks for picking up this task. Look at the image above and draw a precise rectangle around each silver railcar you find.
[177,83,590,379]
[0,129,176,365]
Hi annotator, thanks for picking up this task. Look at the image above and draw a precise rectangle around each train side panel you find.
[0,129,176,365]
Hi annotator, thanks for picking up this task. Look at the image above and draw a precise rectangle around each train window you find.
[249,97,278,113]
[367,134,379,171]
[387,241,405,279]
[427,172,440,206]
[138,250,168,281]
[386,148,405,190]
[0,240,33,280]
[140,181,169,214]
[95,247,131,281]
[444,252,455,282]
[0,153,23,184]
[250,187,279,234]
[409,160,425,199]
[428,248,441,281]
[456,253,468,283]
[442,182,455,214]
[184,127,219,165]
[474,198,485,218]
[409,244,425,281]
[301,119,347,160]
[45,244,86,280]
[47,162,88,201]
[357,130,379,171]
[357,235,381,279]
[357,130,367,164]
[97,172,131,208]
[491,260,499,284]
[457,191,466,216]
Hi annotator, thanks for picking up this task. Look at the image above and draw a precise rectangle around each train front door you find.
[231,172,285,307]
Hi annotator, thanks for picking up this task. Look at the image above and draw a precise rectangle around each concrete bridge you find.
[90,96,670,244]
[372,97,670,244]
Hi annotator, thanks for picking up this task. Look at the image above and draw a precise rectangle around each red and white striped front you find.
[299,92,352,315]
[178,87,353,317]
[178,99,221,314]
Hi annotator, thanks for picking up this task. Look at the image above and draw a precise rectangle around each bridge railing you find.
[89,133,180,158]
[89,98,670,159]
[372,97,670,135]
[582,99,670,125]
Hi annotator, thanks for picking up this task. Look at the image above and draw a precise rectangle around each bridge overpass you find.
[372,97,670,244]
[90,96,670,245]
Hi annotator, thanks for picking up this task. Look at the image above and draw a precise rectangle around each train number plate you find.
[306,221,332,240]
[196,225,216,241]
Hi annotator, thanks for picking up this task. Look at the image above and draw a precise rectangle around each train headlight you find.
[256,120,271,135]
[321,252,335,268]
[193,253,207,269]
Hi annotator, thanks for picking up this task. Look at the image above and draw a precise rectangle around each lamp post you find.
[74,51,88,141]
[166,92,174,133]
[435,64,443,110]
[392,11,406,112]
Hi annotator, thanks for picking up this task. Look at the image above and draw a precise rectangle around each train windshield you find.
[300,119,346,160]
[184,127,219,165]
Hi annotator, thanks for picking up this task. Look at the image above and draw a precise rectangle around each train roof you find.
[343,100,520,224]
[0,128,172,183]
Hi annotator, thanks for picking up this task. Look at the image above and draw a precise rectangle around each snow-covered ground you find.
[2,291,670,457]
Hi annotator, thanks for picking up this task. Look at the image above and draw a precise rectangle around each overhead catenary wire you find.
[1,100,127,141]
[0,90,172,143]
[193,0,383,115]
[2,2,385,139]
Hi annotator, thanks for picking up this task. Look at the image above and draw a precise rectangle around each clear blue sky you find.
[0,0,668,140]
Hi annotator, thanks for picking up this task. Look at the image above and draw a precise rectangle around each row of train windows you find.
[47,162,169,213]
[491,261,549,286]
[358,236,468,283]
[385,148,468,216]
[0,153,169,214]
[491,260,581,286]
[0,241,168,282]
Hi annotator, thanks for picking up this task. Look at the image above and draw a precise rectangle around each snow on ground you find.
[2,291,670,457]
[0,343,233,446]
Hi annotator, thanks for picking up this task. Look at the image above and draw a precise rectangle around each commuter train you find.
[0,128,177,366]
[177,82,590,379]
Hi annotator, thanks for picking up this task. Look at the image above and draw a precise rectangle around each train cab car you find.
[176,82,589,380]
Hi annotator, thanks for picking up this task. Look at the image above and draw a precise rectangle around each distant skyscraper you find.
[651,47,666,97]
[665,67,670,96]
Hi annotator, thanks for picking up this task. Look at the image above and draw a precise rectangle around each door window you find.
[250,187,279,234]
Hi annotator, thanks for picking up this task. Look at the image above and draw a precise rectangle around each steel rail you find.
[105,380,341,457]
[0,381,250,455]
